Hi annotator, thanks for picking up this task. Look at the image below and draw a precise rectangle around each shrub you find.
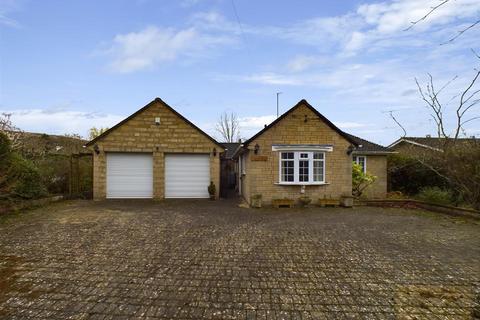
[9,153,46,199]
[416,187,453,206]
[352,163,376,197]
[0,133,46,200]
[388,154,447,196]
[0,132,11,159]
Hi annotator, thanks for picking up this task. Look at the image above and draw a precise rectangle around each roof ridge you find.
[243,99,358,146]
[344,132,388,148]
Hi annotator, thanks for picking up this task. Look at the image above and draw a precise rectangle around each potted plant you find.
[298,196,312,208]
[207,181,216,200]
[251,194,262,208]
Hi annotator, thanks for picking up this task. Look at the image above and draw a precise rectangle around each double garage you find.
[87,98,223,200]
[105,153,211,199]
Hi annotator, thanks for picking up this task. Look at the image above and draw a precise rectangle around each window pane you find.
[300,153,309,158]
[313,160,324,182]
[358,157,365,172]
[314,152,324,160]
[352,156,357,162]
[299,160,309,182]
[281,159,294,182]
[282,152,294,159]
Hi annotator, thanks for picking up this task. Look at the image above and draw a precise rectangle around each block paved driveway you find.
[0,200,479,319]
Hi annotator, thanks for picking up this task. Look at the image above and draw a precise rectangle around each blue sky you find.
[1,0,479,145]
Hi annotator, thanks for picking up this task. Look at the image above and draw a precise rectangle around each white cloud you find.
[241,73,303,86]
[287,55,327,72]
[0,0,22,28]
[334,122,367,129]
[1,109,124,138]
[239,115,276,129]
[253,0,480,55]
[358,0,480,34]
[102,25,235,73]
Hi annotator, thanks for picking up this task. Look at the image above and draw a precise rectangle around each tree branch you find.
[404,0,450,31]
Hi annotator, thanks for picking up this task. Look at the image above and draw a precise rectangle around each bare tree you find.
[398,63,480,209]
[215,112,240,143]
[0,113,24,150]
[414,69,480,140]
[404,0,480,43]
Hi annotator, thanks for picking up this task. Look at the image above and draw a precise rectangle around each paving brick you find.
[0,200,479,319]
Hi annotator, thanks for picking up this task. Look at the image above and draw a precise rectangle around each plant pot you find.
[298,196,312,208]
[250,194,262,208]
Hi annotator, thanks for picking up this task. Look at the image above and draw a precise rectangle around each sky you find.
[1,0,479,145]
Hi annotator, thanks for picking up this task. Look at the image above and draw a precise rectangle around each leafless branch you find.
[404,0,450,31]
[460,116,480,126]
[472,48,480,60]
[0,113,24,150]
[442,19,480,45]
[455,69,480,138]
[215,112,240,143]
[388,111,407,137]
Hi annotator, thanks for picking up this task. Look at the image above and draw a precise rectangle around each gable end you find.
[85,97,223,148]
[243,99,358,147]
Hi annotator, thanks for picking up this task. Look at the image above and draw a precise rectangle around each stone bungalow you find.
[86,98,391,204]
[232,100,392,206]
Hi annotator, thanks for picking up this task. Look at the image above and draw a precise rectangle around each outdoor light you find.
[93,144,100,155]
[346,145,354,155]
[155,117,161,125]
[213,147,217,157]
[254,144,260,154]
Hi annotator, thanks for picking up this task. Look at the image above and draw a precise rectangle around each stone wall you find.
[90,100,222,200]
[357,154,387,199]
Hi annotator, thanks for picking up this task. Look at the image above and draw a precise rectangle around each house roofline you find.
[388,138,442,152]
[242,99,359,147]
[352,150,397,155]
[85,97,224,149]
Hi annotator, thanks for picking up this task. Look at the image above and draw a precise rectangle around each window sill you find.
[275,182,330,186]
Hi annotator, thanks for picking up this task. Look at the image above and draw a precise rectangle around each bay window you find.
[279,151,325,184]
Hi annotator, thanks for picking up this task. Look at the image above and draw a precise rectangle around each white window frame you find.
[353,155,367,173]
[278,151,326,185]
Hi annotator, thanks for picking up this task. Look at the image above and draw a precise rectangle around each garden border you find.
[0,195,64,215]
[355,199,480,220]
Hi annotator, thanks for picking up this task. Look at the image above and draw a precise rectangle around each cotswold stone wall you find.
[358,154,387,199]
[243,103,353,206]
[91,100,222,200]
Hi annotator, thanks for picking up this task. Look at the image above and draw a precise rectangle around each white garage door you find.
[165,154,210,198]
[106,153,153,199]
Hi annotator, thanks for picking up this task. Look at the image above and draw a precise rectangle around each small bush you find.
[0,133,47,200]
[9,153,46,199]
[416,187,453,206]
[386,191,406,199]
[388,154,448,195]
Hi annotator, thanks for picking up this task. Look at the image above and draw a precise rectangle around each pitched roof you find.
[388,136,478,150]
[243,99,359,147]
[221,142,241,159]
[85,97,224,148]
[343,133,393,154]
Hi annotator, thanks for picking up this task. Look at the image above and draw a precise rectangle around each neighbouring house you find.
[388,136,478,155]
[85,98,224,200]
[233,100,392,206]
